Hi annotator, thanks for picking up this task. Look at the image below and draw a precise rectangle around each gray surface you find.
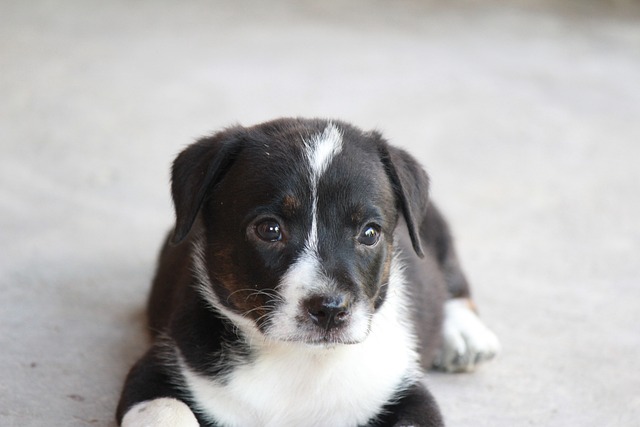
[2,1,640,426]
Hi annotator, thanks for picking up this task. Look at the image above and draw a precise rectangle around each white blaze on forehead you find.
[305,123,344,179]
[303,123,344,253]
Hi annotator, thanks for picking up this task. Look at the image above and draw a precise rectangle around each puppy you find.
[116,118,500,427]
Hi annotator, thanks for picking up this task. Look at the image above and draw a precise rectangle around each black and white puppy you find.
[117,118,500,427]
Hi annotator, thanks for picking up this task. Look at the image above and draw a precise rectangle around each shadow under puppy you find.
[117,118,500,427]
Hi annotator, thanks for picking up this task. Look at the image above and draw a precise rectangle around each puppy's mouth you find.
[274,330,366,347]
[293,326,365,346]
[305,336,363,347]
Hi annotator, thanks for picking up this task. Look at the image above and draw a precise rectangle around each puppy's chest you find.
[181,320,418,427]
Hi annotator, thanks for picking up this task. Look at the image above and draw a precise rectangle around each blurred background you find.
[1,0,639,426]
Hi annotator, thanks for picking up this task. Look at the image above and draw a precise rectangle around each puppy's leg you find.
[433,298,501,372]
[368,382,444,427]
[117,346,199,427]
[422,205,500,372]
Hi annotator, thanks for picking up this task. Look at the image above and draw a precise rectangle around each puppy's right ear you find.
[170,129,244,245]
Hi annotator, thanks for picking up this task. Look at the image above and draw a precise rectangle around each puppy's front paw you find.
[121,398,199,427]
[433,298,500,373]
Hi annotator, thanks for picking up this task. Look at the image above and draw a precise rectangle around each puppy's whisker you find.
[241,300,279,321]
[254,312,274,326]
[226,288,280,304]
[241,306,265,318]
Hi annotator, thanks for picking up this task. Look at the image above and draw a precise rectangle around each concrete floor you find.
[2,1,640,426]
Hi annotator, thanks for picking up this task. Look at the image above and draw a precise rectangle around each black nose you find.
[304,295,351,331]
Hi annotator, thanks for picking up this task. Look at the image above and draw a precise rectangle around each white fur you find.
[303,123,343,253]
[433,298,501,372]
[121,398,199,427]
[181,259,421,427]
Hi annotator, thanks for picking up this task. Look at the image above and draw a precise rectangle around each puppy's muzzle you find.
[304,294,351,331]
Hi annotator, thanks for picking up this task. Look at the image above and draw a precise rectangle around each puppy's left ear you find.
[376,135,430,258]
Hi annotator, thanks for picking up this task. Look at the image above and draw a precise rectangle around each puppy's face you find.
[173,119,428,346]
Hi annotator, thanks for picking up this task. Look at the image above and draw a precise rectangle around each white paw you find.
[122,398,199,427]
[433,299,500,373]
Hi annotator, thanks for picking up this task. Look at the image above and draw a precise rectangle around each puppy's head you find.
[171,118,429,345]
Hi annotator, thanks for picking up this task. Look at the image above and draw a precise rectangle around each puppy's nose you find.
[304,295,351,331]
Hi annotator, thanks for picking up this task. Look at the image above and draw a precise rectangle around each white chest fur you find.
[180,268,420,427]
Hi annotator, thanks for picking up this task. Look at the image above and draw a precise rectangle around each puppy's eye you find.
[358,224,381,246]
[255,220,282,242]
